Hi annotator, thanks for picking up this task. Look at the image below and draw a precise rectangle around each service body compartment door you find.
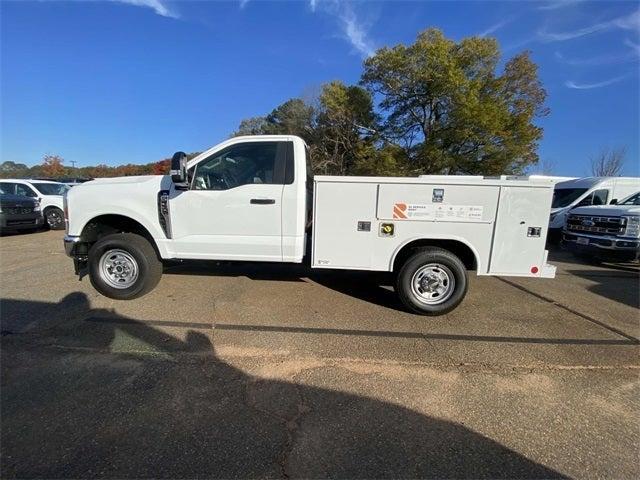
[489,186,552,275]
[313,182,377,269]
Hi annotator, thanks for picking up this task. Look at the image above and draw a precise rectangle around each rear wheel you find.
[88,233,162,300]
[44,207,65,230]
[396,247,468,315]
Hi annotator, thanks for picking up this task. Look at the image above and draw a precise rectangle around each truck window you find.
[15,184,38,197]
[577,189,609,207]
[591,189,609,205]
[305,145,313,190]
[31,183,68,196]
[552,188,588,208]
[0,182,16,195]
[620,192,640,205]
[192,142,281,191]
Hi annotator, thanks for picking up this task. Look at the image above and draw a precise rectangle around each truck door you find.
[168,141,290,261]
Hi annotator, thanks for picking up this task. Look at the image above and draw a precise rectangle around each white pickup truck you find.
[563,191,640,262]
[64,135,556,315]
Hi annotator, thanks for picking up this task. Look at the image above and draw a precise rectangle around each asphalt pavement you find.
[1,229,638,478]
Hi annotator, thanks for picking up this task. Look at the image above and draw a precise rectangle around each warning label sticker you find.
[393,203,483,221]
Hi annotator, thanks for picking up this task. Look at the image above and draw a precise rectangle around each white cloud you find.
[538,0,583,11]
[538,9,640,42]
[625,38,640,56]
[310,0,375,58]
[239,0,250,9]
[340,7,375,57]
[112,0,178,19]
[565,75,628,89]
[478,18,512,38]
[554,46,639,66]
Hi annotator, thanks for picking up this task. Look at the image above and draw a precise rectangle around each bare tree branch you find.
[590,147,626,177]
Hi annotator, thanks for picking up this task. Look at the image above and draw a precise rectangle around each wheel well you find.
[80,215,156,250]
[392,239,477,272]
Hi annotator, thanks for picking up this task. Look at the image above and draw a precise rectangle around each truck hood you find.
[569,205,640,216]
[85,175,161,186]
[0,194,38,207]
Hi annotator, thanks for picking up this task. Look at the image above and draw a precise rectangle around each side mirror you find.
[170,152,188,190]
[610,198,618,205]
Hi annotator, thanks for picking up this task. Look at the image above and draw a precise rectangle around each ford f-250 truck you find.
[64,135,556,315]
[563,191,640,262]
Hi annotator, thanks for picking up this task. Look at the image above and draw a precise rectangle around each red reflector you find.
[531,266,539,274]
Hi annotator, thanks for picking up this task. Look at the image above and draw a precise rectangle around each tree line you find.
[234,28,549,176]
[0,28,629,180]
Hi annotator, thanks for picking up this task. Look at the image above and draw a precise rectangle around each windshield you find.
[32,183,69,196]
[552,188,588,208]
[620,192,640,206]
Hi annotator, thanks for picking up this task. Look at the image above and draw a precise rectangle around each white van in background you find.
[548,177,640,240]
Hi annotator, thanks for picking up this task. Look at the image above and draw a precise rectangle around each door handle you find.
[250,198,275,205]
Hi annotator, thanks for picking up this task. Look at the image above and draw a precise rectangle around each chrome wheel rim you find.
[99,249,139,289]
[46,209,63,228]
[410,263,455,305]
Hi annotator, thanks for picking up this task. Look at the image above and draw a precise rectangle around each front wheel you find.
[396,247,468,315]
[88,233,163,300]
[44,207,65,230]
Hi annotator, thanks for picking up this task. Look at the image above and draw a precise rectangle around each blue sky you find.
[1,0,639,175]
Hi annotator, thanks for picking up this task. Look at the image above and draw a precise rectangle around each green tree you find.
[233,99,315,140]
[234,116,270,136]
[313,81,378,175]
[361,28,549,175]
[0,161,30,178]
[264,99,315,139]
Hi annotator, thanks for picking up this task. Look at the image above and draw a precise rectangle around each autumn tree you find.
[361,28,549,175]
[590,147,626,177]
[41,154,66,178]
[152,159,171,175]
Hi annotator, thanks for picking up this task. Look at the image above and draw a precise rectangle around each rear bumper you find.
[0,212,44,230]
[539,250,556,278]
[563,231,639,261]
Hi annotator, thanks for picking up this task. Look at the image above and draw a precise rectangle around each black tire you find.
[395,247,468,315]
[88,233,163,300]
[44,207,65,230]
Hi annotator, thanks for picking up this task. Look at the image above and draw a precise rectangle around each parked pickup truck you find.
[64,135,556,315]
[563,191,640,262]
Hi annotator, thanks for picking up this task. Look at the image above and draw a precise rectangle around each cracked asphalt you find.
[1,230,639,479]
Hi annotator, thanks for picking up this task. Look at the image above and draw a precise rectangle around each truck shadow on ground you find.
[564,268,640,309]
[164,260,402,310]
[1,293,564,479]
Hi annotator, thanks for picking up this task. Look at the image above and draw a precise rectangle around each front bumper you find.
[64,235,82,257]
[0,212,44,230]
[563,231,639,261]
[63,235,89,276]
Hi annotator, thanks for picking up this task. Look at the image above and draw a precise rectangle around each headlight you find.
[34,203,41,212]
[623,216,640,238]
